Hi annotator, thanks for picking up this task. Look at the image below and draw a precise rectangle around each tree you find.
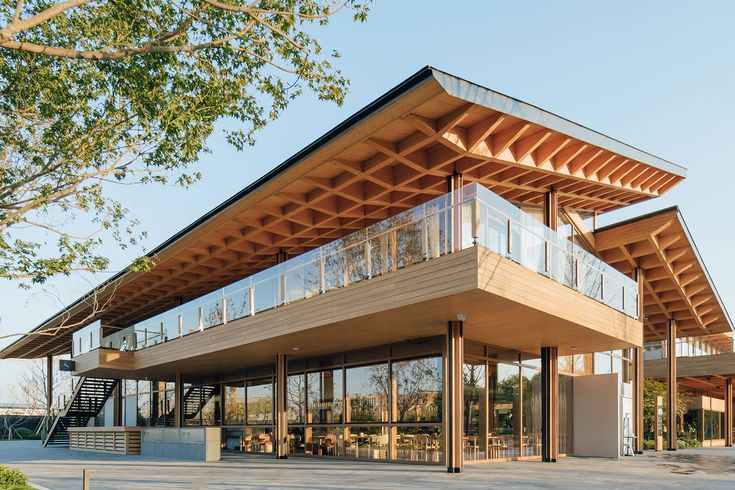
[642,377,688,440]
[6,358,72,438]
[0,0,371,285]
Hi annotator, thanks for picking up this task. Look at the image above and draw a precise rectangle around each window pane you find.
[201,385,222,426]
[137,392,152,426]
[490,363,520,459]
[307,369,343,424]
[247,378,274,425]
[522,365,541,458]
[393,356,442,423]
[594,352,612,374]
[345,364,388,423]
[223,382,245,426]
[464,360,486,461]
[288,374,306,424]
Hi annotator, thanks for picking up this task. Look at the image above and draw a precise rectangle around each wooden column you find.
[633,347,644,453]
[541,346,559,462]
[276,353,288,459]
[633,267,645,453]
[113,382,123,426]
[445,320,464,473]
[726,378,733,447]
[543,188,558,230]
[174,373,183,428]
[666,319,677,450]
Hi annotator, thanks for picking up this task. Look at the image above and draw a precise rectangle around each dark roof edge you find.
[597,207,733,334]
[429,67,688,178]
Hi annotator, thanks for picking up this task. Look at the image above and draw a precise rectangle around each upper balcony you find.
[72,183,639,359]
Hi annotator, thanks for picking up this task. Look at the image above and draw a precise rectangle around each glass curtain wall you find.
[464,345,546,463]
[287,353,443,464]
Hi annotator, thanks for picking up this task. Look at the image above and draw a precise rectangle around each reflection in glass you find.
[490,363,519,459]
[247,378,274,425]
[223,382,245,426]
[287,374,306,424]
[521,365,541,458]
[464,360,486,461]
[393,356,442,423]
[307,369,343,424]
[345,364,388,423]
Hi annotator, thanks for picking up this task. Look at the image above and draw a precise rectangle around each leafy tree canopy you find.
[0,0,370,286]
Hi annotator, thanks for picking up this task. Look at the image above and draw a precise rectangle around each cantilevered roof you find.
[596,207,733,348]
[0,66,687,360]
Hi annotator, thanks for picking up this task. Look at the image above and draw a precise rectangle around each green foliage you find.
[643,378,688,439]
[0,465,28,489]
[0,0,372,285]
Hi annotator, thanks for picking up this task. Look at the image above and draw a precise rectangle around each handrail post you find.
[365,238,372,278]
[178,314,183,337]
[600,273,605,301]
[222,290,228,324]
[471,199,480,246]
[507,219,513,256]
[248,285,255,316]
[198,306,203,332]
[544,241,550,274]
[319,248,325,293]
[422,214,429,260]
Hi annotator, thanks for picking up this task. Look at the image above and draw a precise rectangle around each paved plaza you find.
[1,441,733,489]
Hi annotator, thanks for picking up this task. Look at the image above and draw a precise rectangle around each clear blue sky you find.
[2,0,734,399]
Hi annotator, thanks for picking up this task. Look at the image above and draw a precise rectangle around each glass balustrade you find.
[70,184,638,357]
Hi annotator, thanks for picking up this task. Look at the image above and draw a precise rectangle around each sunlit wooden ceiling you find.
[596,208,733,349]
[1,67,688,359]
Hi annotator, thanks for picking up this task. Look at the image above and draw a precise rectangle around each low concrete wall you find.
[141,428,220,462]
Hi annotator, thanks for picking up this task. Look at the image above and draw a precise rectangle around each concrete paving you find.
[1,441,733,489]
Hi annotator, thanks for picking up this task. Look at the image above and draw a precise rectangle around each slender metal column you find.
[46,355,53,414]
[541,346,559,462]
[725,378,733,447]
[276,353,288,459]
[445,320,464,473]
[174,373,183,428]
[666,319,677,450]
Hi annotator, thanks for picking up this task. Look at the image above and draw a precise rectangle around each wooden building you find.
[1,67,731,470]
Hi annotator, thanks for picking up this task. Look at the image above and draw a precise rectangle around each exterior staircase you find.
[43,377,119,447]
[161,384,216,426]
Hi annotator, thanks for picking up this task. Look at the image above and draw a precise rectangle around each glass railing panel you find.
[322,241,347,291]
[578,255,603,301]
[518,219,548,274]
[180,304,200,335]
[251,268,278,313]
[162,312,180,341]
[224,280,251,322]
[368,232,393,277]
[603,274,623,312]
[284,248,321,303]
[200,290,224,329]
[394,210,424,268]
[345,240,368,284]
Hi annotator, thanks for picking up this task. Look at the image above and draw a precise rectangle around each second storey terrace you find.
[0,65,694,365]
